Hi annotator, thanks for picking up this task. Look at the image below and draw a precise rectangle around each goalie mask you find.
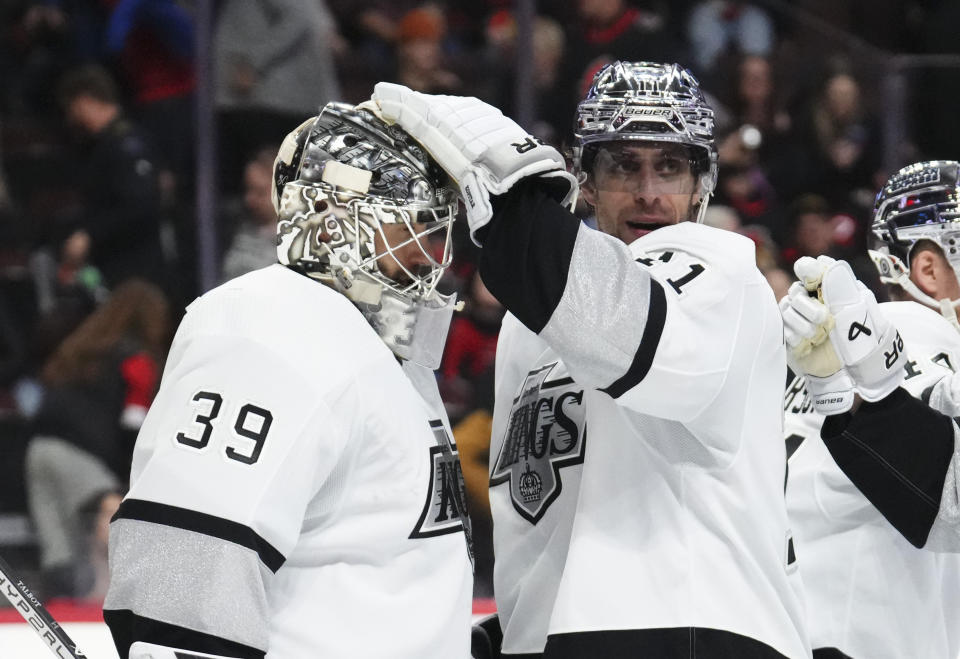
[573,61,718,223]
[273,102,459,368]
[869,160,960,325]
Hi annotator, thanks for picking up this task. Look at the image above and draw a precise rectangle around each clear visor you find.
[590,144,699,194]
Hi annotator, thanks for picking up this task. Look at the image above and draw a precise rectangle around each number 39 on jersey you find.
[174,389,274,466]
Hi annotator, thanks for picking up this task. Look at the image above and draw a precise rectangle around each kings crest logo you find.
[490,362,587,524]
[410,421,468,540]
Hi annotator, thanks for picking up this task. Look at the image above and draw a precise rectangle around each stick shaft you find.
[0,554,86,658]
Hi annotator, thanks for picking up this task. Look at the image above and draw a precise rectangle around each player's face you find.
[582,143,701,244]
[374,222,433,285]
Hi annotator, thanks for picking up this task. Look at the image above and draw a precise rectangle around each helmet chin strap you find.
[872,250,960,331]
[938,297,960,332]
[694,198,708,223]
[693,173,713,224]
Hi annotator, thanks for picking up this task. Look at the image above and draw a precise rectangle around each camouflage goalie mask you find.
[273,102,459,368]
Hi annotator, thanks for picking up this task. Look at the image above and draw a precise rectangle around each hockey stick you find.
[0,554,87,658]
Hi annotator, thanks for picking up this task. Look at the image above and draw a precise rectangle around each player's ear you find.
[580,176,598,207]
[910,250,938,297]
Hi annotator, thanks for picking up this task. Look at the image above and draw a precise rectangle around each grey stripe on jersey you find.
[928,428,960,552]
[924,374,960,550]
[927,373,960,417]
[105,518,271,651]
[540,225,662,393]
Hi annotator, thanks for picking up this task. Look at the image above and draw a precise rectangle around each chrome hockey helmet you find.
[869,160,960,324]
[573,61,718,222]
[273,102,459,367]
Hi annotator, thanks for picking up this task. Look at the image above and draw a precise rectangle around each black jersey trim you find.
[502,653,542,658]
[476,614,504,658]
[113,498,285,572]
[542,376,575,389]
[544,627,789,658]
[821,387,954,548]
[103,608,265,659]
[599,277,667,399]
[812,649,854,659]
[480,180,582,334]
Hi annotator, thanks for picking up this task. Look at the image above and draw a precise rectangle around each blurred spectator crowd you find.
[0,0,959,601]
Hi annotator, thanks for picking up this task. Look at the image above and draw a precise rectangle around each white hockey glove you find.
[782,256,906,413]
[780,269,854,414]
[818,257,906,401]
[370,82,578,244]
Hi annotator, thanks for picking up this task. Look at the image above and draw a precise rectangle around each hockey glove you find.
[817,257,906,401]
[780,277,855,414]
[370,82,578,244]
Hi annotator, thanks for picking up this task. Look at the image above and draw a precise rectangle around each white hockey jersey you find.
[103,265,472,659]
[784,301,960,658]
[489,314,586,656]
[489,221,809,658]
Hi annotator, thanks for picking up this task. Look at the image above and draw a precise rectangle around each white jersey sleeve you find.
[608,223,771,426]
[480,191,770,452]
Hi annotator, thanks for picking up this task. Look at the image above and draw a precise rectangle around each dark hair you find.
[41,279,171,386]
[57,65,121,107]
[909,238,950,267]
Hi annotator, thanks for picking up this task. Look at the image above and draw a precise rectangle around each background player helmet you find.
[573,61,718,223]
[273,102,460,367]
[869,160,960,314]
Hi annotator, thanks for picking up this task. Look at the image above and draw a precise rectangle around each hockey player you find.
[102,103,473,659]
[780,160,960,657]
[487,61,802,658]
[372,61,810,658]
